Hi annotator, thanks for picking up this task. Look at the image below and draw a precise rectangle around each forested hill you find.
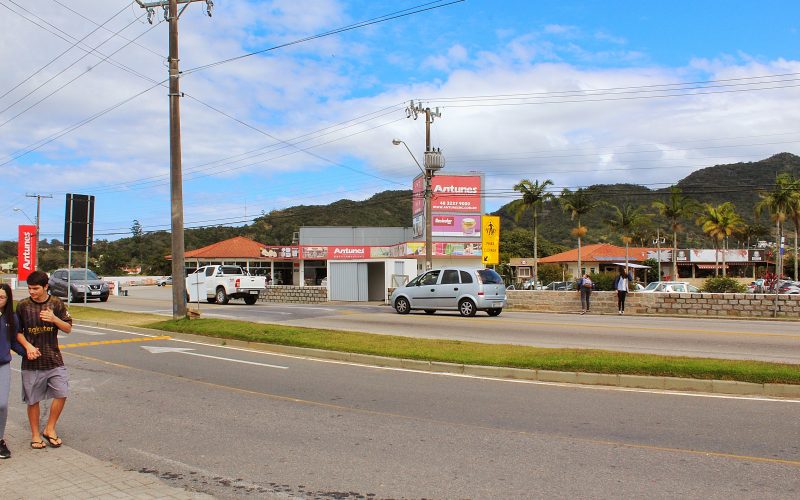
[3,153,800,274]
[497,152,800,247]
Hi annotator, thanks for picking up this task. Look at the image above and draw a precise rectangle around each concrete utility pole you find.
[136,0,212,319]
[25,193,52,271]
[404,101,444,271]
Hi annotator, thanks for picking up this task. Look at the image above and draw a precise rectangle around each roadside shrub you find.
[537,264,563,285]
[589,272,616,291]
[701,276,747,293]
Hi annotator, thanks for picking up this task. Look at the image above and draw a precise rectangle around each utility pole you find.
[405,101,444,271]
[25,193,52,271]
[136,0,211,319]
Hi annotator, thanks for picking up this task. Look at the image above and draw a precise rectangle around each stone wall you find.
[507,290,800,318]
[260,285,328,303]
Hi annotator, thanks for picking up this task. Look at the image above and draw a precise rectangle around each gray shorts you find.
[21,366,69,405]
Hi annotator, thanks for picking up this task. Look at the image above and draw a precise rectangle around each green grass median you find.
[68,307,800,385]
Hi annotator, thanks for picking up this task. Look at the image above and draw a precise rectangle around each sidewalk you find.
[0,419,212,499]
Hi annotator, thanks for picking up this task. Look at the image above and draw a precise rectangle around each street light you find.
[14,207,38,271]
[392,139,444,271]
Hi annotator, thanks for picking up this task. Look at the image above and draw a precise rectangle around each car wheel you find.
[100,296,109,303]
[244,295,258,305]
[459,299,477,317]
[394,297,411,314]
[215,287,229,305]
[487,308,502,316]
[424,309,436,315]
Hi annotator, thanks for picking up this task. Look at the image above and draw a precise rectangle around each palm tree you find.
[510,178,554,285]
[652,187,698,280]
[756,173,798,279]
[783,175,800,280]
[603,203,651,268]
[696,202,744,277]
[559,188,597,276]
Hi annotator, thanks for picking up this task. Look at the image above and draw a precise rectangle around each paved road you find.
[7,323,798,499]
[84,286,800,363]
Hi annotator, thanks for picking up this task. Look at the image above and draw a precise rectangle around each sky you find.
[3,0,800,243]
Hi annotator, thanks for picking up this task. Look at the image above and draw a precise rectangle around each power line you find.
[182,1,466,76]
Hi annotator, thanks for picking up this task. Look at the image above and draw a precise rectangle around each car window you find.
[674,284,686,292]
[205,267,215,277]
[476,269,503,284]
[68,270,99,280]
[407,275,423,287]
[460,270,474,283]
[688,285,699,292]
[418,271,440,286]
[643,282,658,291]
[55,271,66,280]
[220,266,243,275]
[441,270,459,284]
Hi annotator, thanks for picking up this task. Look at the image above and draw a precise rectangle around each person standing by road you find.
[614,267,632,315]
[0,284,28,459]
[15,271,72,450]
[577,273,592,314]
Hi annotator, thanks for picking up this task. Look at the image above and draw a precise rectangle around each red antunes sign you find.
[17,225,37,281]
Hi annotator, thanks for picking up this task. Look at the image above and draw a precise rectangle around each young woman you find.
[0,283,27,459]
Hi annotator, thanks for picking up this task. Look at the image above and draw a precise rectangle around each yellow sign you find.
[481,215,500,265]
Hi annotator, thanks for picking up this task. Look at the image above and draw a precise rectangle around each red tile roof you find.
[180,236,267,259]
[538,243,654,264]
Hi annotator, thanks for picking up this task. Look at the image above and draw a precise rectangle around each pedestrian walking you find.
[0,284,28,459]
[577,273,592,314]
[15,271,73,450]
[614,267,632,315]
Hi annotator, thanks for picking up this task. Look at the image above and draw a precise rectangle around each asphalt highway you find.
[6,323,798,499]
[84,286,800,364]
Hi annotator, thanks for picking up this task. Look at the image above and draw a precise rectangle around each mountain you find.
[497,152,800,247]
[4,153,799,273]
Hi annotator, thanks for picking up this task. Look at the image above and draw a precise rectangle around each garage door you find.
[330,262,368,301]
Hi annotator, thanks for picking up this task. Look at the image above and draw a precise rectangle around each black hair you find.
[0,283,15,336]
[26,270,49,287]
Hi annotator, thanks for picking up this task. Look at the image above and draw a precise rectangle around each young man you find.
[16,270,72,450]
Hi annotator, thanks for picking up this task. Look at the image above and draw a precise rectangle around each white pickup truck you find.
[186,265,266,305]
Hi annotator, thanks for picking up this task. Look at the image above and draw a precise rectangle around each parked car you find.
[520,278,543,290]
[542,281,575,291]
[777,280,800,294]
[186,265,266,305]
[48,268,109,302]
[637,281,699,293]
[157,276,173,286]
[747,279,766,293]
[389,267,506,317]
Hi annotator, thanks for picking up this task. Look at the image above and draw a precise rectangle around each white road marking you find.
[141,345,288,369]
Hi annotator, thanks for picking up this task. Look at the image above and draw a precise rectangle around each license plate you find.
[249,290,259,295]
[492,301,503,307]
[91,291,101,296]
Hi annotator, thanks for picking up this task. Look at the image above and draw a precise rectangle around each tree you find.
[755,173,797,279]
[652,187,698,280]
[783,174,800,280]
[510,179,554,285]
[559,188,597,275]
[696,202,744,277]
[603,203,651,268]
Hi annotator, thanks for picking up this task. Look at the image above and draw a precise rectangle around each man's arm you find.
[16,332,40,360]
[40,305,73,334]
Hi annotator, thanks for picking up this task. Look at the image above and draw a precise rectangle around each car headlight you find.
[73,284,86,290]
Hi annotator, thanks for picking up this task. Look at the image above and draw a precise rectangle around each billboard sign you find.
[431,215,481,237]
[17,225,36,282]
[412,176,425,216]
[327,246,370,260]
[261,246,299,259]
[430,175,481,213]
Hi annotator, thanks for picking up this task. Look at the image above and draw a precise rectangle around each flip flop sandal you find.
[42,434,62,448]
[30,440,46,449]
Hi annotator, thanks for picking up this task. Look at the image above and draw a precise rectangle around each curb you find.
[75,320,800,398]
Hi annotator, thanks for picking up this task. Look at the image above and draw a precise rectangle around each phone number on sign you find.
[436,201,477,207]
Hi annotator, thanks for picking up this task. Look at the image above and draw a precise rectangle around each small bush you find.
[589,272,616,291]
[701,276,747,293]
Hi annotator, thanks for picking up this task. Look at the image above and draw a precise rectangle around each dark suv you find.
[49,268,109,302]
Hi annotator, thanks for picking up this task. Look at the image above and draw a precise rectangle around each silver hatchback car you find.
[390,267,507,316]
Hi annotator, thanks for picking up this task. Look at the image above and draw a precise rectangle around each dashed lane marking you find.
[59,336,171,349]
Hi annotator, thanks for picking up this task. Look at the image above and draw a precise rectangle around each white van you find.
[389,267,506,317]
